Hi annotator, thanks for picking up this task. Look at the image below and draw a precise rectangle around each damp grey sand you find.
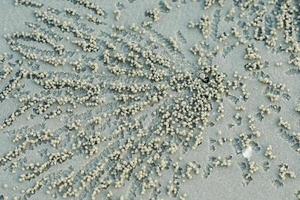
[0,0,300,200]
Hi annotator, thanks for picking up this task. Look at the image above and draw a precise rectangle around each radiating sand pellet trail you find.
[0,0,299,199]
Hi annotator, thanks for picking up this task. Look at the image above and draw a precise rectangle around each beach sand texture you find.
[0,0,299,199]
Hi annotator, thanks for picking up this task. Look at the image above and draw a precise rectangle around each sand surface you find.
[0,0,299,200]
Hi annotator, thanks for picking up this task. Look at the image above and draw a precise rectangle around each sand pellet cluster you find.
[0,0,299,200]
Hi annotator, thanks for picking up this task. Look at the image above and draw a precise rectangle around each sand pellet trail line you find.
[0,0,299,199]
